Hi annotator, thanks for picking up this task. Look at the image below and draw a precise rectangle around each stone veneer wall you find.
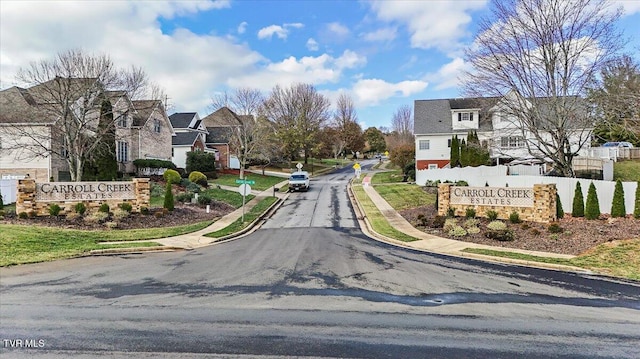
[16,178,150,216]
[437,183,557,223]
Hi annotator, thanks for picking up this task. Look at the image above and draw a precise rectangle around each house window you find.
[61,137,68,158]
[428,164,438,170]
[500,136,525,148]
[153,119,161,133]
[458,112,474,121]
[117,115,127,128]
[419,140,430,150]
[447,139,452,148]
[117,141,129,162]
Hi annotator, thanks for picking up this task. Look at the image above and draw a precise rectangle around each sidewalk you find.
[97,170,586,272]
[351,174,588,272]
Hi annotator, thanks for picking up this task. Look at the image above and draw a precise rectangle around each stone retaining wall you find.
[16,179,150,216]
[438,183,557,223]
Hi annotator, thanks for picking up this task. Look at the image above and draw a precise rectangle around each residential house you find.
[414,93,592,170]
[115,98,174,174]
[0,78,173,181]
[168,112,215,169]
[201,107,250,169]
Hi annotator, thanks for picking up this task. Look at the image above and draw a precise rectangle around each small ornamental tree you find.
[163,182,174,212]
[585,182,601,220]
[556,193,564,219]
[572,182,585,217]
[0,192,4,210]
[610,180,626,218]
[450,135,460,167]
[634,182,640,219]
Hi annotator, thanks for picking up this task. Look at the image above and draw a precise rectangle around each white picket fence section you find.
[0,179,18,204]
[416,166,637,215]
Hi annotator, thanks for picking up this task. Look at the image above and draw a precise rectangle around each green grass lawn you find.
[209,173,286,191]
[464,239,640,280]
[373,183,436,210]
[0,220,213,266]
[351,185,420,242]
[371,169,405,184]
[200,187,254,208]
[205,197,278,238]
[614,160,640,182]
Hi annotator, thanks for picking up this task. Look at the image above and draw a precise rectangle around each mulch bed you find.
[1,202,235,231]
[400,205,640,255]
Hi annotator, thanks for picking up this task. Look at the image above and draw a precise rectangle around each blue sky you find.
[1,0,639,129]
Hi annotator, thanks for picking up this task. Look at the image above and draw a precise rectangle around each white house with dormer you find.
[414,93,592,170]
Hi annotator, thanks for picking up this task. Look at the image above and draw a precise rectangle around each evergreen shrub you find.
[572,182,585,217]
[610,180,626,218]
[585,182,600,220]
[163,169,181,184]
[163,182,174,211]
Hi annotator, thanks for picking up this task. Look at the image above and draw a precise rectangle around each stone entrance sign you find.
[16,178,150,215]
[438,183,556,223]
[36,182,136,202]
[449,187,534,207]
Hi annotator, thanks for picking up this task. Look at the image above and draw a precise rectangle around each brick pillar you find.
[133,178,150,213]
[437,183,452,216]
[533,183,557,223]
[16,179,37,214]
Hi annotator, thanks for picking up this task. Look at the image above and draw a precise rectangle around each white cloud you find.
[237,21,248,34]
[228,50,367,91]
[327,22,350,37]
[352,78,428,106]
[615,0,640,16]
[257,22,304,40]
[306,38,319,51]
[0,0,262,114]
[424,57,470,90]
[362,27,397,42]
[257,25,287,40]
[369,0,486,53]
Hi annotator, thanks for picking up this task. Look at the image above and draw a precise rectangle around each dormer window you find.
[458,112,474,121]
[117,115,127,128]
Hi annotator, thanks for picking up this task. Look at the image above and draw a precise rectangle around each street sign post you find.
[237,183,252,222]
[353,162,361,178]
[236,179,256,185]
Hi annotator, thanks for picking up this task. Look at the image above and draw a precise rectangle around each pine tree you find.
[556,193,564,219]
[459,139,469,167]
[585,182,601,220]
[572,182,584,217]
[450,135,460,167]
[163,182,174,212]
[610,179,626,218]
[634,182,640,219]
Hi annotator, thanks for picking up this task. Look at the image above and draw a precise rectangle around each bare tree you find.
[387,105,414,151]
[262,83,330,164]
[331,93,364,158]
[2,49,157,181]
[463,0,624,177]
[210,88,264,116]
[587,54,640,145]
[208,88,268,179]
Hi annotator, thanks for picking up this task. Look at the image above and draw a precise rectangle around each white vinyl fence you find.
[0,179,17,204]
[416,166,637,215]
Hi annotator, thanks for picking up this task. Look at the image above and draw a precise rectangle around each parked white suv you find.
[288,171,310,192]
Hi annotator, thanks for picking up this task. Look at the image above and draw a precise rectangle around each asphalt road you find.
[1,161,639,358]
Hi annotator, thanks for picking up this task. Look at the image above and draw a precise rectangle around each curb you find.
[87,193,288,256]
[87,246,189,256]
[347,180,592,274]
